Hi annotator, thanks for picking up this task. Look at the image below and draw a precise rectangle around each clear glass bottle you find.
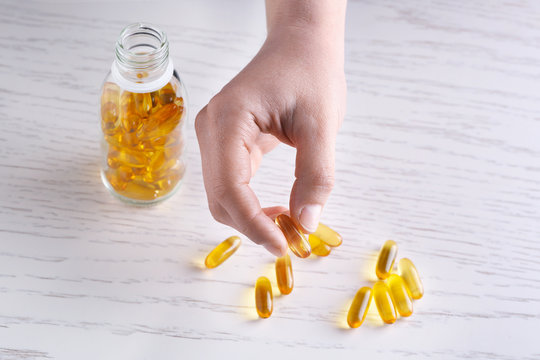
[99,23,187,205]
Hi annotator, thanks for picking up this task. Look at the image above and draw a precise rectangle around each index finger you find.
[195,106,288,256]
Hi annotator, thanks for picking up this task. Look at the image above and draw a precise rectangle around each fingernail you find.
[299,204,322,233]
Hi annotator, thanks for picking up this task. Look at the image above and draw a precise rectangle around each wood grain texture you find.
[1,0,539,358]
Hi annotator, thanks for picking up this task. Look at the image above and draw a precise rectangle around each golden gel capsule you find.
[347,287,373,328]
[312,223,342,247]
[375,240,398,279]
[308,235,331,257]
[275,214,311,258]
[398,258,424,299]
[373,281,397,324]
[275,254,294,295]
[255,276,273,318]
[387,274,413,317]
[204,236,241,269]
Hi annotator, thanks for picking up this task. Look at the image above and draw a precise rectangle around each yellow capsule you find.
[347,287,373,328]
[308,234,331,257]
[143,103,182,138]
[375,240,398,279]
[312,223,342,247]
[387,274,413,317]
[133,92,152,117]
[153,171,182,195]
[255,276,273,318]
[204,236,241,269]
[105,165,134,191]
[275,214,311,258]
[373,281,397,324]
[114,147,148,168]
[101,82,120,108]
[275,254,293,295]
[118,181,159,201]
[398,258,424,299]
[158,83,176,105]
[101,102,119,136]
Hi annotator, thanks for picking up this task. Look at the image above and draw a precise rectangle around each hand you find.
[195,1,346,256]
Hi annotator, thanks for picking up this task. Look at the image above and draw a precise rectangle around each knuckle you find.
[311,173,335,192]
[207,200,228,224]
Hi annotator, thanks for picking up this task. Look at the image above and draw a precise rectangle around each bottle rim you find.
[115,22,169,70]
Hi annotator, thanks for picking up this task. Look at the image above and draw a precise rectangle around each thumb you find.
[289,120,336,234]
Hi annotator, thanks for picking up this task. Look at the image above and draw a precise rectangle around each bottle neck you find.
[114,23,170,85]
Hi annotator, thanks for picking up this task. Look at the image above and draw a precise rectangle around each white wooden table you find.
[1,1,539,358]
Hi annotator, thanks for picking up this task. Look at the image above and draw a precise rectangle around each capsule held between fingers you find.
[275,214,311,258]
[204,236,241,269]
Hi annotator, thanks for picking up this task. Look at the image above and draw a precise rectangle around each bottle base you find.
[100,170,182,206]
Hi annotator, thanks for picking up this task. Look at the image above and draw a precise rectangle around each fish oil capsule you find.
[106,165,134,191]
[347,287,373,328]
[312,223,342,247]
[101,102,119,136]
[373,281,397,324]
[387,274,413,317]
[275,254,293,295]
[204,236,241,269]
[308,235,331,257]
[375,240,398,279]
[398,258,424,299]
[255,276,273,318]
[158,83,176,104]
[275,214,311,258]
[119,181,159,201]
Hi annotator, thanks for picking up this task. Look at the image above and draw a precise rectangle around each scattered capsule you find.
[308,234,332,257]
[375,240,398,279]
[204,236,241,269]
[275,214,311,258]
[398,258,424,299]
[312,223,342,247]
[387,274,413,317]
[347,287,373,328]
[275,254,294,295]
[255,276,273,318]
[373,281,397,324]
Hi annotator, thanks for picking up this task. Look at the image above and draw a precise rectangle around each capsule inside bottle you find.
[312,223,342,247]
[373,281,397,324]
[275,214,311,258]
[387,274,413,317]
[204,236,241,269]
[275,254,294,295]
[347,287,373,328]
[375,240,398,279]
[255,276,273,318]
[308,234,332,257]
[398,258,424,299]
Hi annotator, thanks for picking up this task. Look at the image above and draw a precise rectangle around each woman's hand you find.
[195,0,347,256]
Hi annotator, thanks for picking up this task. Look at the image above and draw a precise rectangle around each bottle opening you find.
[115,23,169,71]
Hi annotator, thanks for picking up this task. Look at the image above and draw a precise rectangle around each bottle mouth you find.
[115,23,169,70]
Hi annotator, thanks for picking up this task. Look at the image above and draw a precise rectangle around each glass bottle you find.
[99,23,187,205]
